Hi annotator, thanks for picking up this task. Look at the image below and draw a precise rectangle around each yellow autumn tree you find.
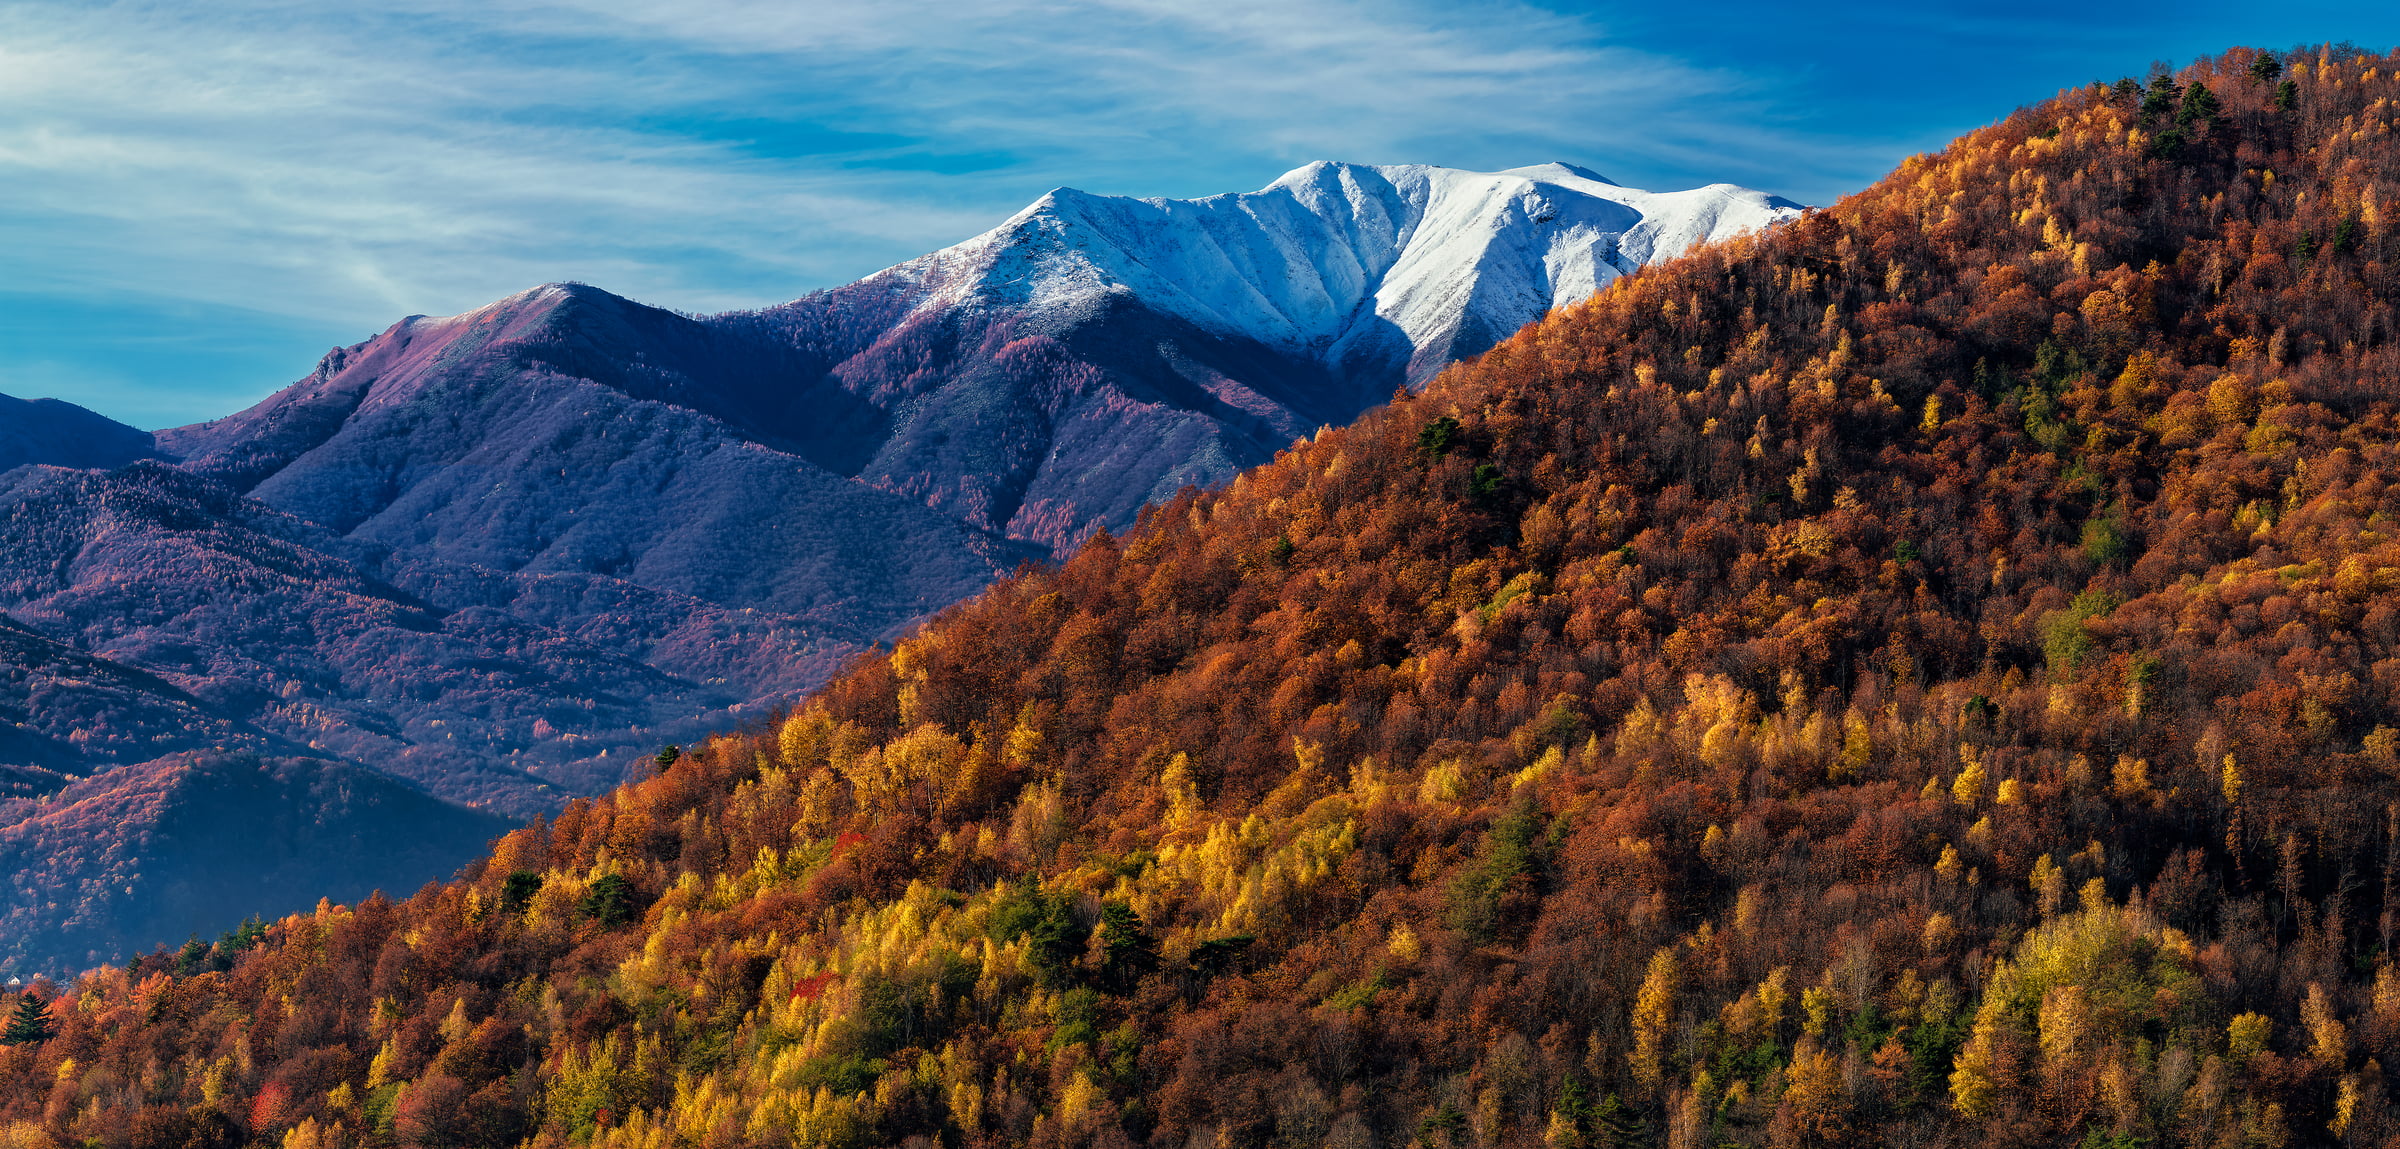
[1631,947,1679,1093]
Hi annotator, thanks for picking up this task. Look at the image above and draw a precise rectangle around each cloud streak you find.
[482,0,1874,189]
[0,0,1904,424]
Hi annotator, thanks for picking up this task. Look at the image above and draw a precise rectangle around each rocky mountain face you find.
[0,161,1797,970]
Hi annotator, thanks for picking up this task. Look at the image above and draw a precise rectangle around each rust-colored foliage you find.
[7,44,2400,1149]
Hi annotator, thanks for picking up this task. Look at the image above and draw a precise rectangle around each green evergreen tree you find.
[1550,1078,1598,1144]
[500,870,544,915]
[2141,74,2182,119]
[2276,78,2299,111]
[1470,463,1506,502]
[1416,416,1461,458]
[1024,892,1084,985]
[1186,934,1254,980]
[1097,902,1159,992]
[578,873,641,928]
[2178,82,2222,127]
[201,915,268,972]
[1589,1093,1650,1149]
[173,935,210,977]
[2248,52,2282,85]
[1,993,53,1045]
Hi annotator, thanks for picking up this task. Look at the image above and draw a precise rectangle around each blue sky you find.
[2,1,2393,429]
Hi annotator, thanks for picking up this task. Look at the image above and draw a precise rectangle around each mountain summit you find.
[861,160,1802,385]
[723,161,1800,551]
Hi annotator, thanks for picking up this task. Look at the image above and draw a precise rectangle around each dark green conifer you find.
[1023,892,1083,985]
[2141,74,2182,119]
[1186,934,1254,980]
[1,993,53,1045]
[1470,463,1506,501]
[1416,415,1461,458]
[578,872,641,928]
[1589,1092,1651,1149]
[1097,901,1160,991]
[500,870,544,914]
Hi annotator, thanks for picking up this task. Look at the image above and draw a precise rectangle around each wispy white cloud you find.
[0,0,1890,422]
[469,0,1873,190]
[0,1,1008,322]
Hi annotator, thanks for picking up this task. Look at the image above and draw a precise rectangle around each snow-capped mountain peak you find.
[868,161,1804,384]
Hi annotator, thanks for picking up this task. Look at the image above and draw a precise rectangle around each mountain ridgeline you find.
[0,164,1793,970]
[0,394,156,474]
[12,46,2400,1149]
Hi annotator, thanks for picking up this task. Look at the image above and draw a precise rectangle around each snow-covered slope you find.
[864,161,1804,383]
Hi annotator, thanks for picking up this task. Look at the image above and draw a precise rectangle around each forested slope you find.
[5,45,2400,1149]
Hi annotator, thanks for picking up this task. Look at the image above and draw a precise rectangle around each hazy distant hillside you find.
[0,391,157,472]
[0,752,512,969]
[0,613,270,781]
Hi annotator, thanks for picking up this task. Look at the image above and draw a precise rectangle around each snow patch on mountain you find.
[863,161,1804,383]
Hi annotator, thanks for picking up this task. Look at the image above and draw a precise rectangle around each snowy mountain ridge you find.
[865,160,1806,383]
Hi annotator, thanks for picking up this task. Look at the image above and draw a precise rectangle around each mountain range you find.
[0,161,1798,969]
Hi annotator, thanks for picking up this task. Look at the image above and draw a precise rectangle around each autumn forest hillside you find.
[8,44,2400,1149]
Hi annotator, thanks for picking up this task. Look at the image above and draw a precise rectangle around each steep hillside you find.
[0,392,157,472]
[156,284,1023,634]
[17,49,2400,1149]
